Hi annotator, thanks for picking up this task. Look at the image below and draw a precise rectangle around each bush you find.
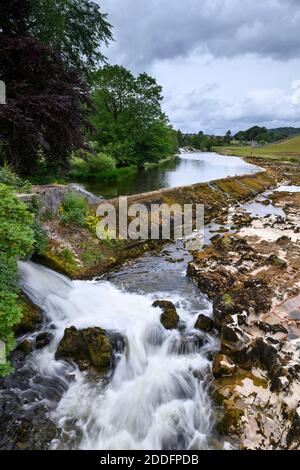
[0,184,35,375]
[0,163,32,192]
[69,151,116,179]
[86,152,116,173]
[60,192,89,226]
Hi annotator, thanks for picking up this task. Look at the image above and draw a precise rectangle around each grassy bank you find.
[215,135,300,163]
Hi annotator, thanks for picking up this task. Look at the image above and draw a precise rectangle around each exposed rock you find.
[35,332,53,350]
[152,300,180,330]
[276,235,291,246]
[55,326,112,373]
[0,346,67,450]
[287,408,300,449]
[216,399,245,435]
[212,353,236,378]
[266,254,287,270]
[16,340,33,355]
[187,188,300,449]
[232,212,253,228]
[213,283,273,329]
[187,265,235,298]
[194,314,214,332]
[14,299,42,335]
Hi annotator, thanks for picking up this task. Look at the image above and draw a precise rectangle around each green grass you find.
[215,135,300,162]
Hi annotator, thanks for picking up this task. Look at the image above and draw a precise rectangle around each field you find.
[216,134,300,162]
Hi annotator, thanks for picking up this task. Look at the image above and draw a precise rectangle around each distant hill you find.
[218,134,300,162]
[268,127,300,138]
[234,126,300,144]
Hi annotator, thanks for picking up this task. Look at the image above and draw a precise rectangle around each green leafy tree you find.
[224,130,232,144]
[29,0,113,76]
[90,65,178,166]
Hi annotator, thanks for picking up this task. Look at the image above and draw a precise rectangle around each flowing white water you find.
[19,261,218,450]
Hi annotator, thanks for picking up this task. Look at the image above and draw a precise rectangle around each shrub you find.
[60,192,89,226]
[0,184,35,375]
[69,151,116,179]
[0,163,32,192]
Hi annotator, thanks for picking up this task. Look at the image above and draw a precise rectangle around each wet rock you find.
[232,212,253,228]
[221,323,251,363]
[276,235,291,247]
[287,408,300,449]
[187,265,236,298]
[194,314,214,332]
[247,338,280,383]
[0,408,59,450]
[216,399,245,435]
[212,353,236,378]
[266,254,287,270]
[14,300,42,335]
[35,332,53,350]
[254,321,288,340]
[213,283,272,329]
[152,300,180,330]
[55,326,112,373]
[16,340,33,355]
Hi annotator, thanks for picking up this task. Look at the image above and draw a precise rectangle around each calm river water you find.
[79,152,261,198]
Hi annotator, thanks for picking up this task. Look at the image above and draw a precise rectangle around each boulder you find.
[194,314,214,332]
[187,265,235,298]
[55,326,111,373]
[213,283,272,329]
[266,254,287,270]
[152,300,180,330]
[16,340,33,355]
[212,353,236,378]
[14,301,42,335]
[35,332,53,350]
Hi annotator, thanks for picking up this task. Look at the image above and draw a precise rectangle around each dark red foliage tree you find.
[0,0,31,36]
[0,33,92,175]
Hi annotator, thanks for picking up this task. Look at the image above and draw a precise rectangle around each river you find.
[18,231,220,450]
[79,151,260,198]
[7,152,265,450]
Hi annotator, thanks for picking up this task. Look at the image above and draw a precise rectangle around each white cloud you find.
[99,0,300,133]
[165,82,300,134]
[291,81,300,105]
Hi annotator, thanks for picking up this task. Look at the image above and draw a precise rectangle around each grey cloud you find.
[100,0,300,69]
[165,83,300,134]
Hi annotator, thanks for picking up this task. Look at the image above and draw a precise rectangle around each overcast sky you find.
[99,0,300,134]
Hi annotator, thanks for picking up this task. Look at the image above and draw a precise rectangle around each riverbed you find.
[0,155,270,450]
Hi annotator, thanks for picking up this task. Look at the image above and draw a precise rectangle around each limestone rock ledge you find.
[187,189,300,449]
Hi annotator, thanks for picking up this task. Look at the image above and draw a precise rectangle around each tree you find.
[89,65,177,166]
[224,130,232,144]
[0,34,92,175]
[0,0,113,77]
[0,0,31,36]
[29,0,113,76]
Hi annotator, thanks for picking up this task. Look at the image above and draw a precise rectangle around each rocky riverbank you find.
[187,185,300,449]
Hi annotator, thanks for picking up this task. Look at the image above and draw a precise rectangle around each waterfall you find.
[18,260,218,450]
